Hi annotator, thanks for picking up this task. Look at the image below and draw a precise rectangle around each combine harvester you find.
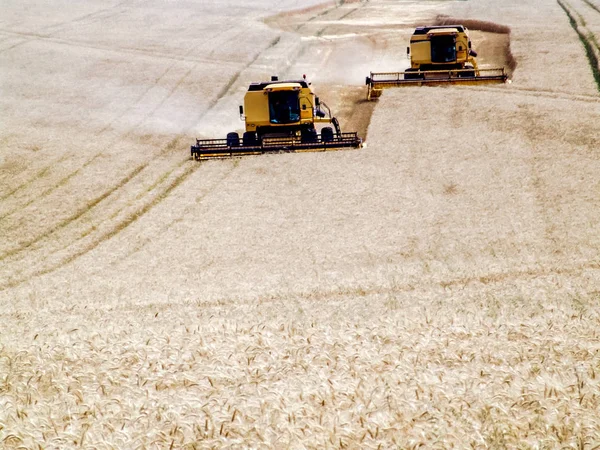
[191,76,362,159]
[365,25,508,100]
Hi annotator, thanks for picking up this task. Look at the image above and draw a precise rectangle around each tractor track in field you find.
[0,0,133,52]
[0,15,259,213]
[0,164,147,261]
[38,0,134,34]
[558,0,600,90]
[0,156,69,204]
[272,0,369,35]
[114,160,240,264]
[0,161,83,222]
[1,0,387,289]
[1,0,363,220]
[0,22,241,224]
[0,23,240,212]
[4,257,599,318]
[0,150,194,290]
[0,156,199,291]
[0,20,242,247]
[0,28,300,290]
[584,0,600,13]
[0,29,242,69]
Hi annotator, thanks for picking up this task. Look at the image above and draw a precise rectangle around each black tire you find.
[242,131,258,146]
[404,69,423,80]
[302,128,318,143]
[226,132,240,147]
[321,127,334,142]
[458,66,476,78]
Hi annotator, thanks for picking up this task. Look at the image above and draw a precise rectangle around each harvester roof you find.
[427,28,460,36]
[413,25,466,35]
[248,79,309,91]
[263,82,303,92]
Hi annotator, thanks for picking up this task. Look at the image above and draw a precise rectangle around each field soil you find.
[1,0,600,448]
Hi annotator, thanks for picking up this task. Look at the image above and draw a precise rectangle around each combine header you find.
[191,76,362,159]
[366,25,508,100]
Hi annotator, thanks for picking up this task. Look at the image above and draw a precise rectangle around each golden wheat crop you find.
[1,0,600,448]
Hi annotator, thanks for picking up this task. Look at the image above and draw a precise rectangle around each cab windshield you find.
[430,35,457,63]
[269,91,300,124]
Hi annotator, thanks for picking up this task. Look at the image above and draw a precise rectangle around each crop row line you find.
[0,164,147,262]
[6,258,598,319]
[558,0,600,91]
[0,21,242,258]
[583,0,600,14]
[0,25,292,289]
[0,156,198,291]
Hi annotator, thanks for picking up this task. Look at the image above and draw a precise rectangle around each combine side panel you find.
[191,133,362,160]
[366,68,508,99]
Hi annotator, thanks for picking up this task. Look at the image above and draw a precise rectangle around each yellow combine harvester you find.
[191,76,362,159]
[366,25,508,99]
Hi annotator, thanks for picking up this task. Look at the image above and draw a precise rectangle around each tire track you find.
[0,60,215,250]
[98,26,240,134]
[0,28,243,68]
[558,0,600,91]
[0,153,195,291]
[0,23,240,230]
[3,3,363,283]
[294,0,368,34]
[0,154,102,222]
[115,159,240,263]
[0,157,80,222]
[5,257,598,318]
[583,0,600,14]
[39,0,133,34]
[0,156,68,203]
[0,0,133,53]
[0,163,147,261]
[0,31,288,290]
[0,15,245,210]
[0,4,189,210]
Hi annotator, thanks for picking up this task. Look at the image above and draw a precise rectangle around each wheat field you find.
[1,0,600,448]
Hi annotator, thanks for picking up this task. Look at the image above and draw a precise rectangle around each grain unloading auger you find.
[191,76,362,160]
[366,25,508,100]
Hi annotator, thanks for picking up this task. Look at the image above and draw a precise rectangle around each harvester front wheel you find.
[404,69,423,80]
[458,66,476,78]
[243,131,258,146]
[302,128,318,143]
[321,127,334,142]
[227,132,240,147]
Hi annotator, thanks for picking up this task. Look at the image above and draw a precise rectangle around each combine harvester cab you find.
[191,76,362,160]
[366,25,508,100]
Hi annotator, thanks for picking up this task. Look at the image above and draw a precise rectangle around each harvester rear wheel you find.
[321,127,334,142]
[243,131,258,146]
[227,132,240,147]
